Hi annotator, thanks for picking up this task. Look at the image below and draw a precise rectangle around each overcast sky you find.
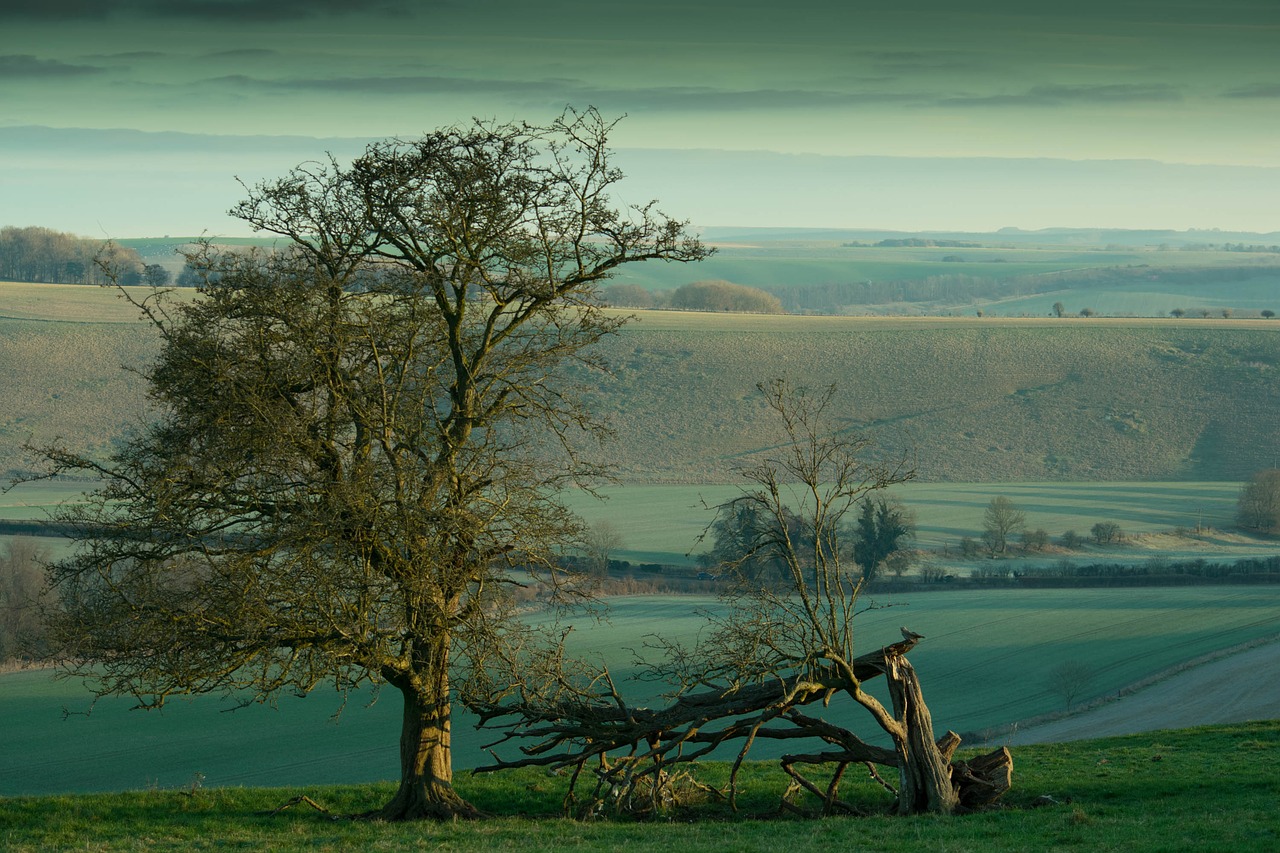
[4,0,1279,235]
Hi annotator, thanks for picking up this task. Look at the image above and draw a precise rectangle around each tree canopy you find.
[30,108,709,820]
[1237,469,1280,534]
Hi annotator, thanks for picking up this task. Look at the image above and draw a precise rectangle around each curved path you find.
[1003,640,1280,745]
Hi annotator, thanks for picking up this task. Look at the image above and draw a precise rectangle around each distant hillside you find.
[574,313,1279,483]
[3,283,1276,485]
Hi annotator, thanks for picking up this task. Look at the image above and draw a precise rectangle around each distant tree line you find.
[1012,556,1280,587]
[867,238,984,248]
[763,264,1278,314]
[1204,243,1280,254]
[0,226,151,285]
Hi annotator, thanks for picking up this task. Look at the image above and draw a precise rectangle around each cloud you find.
[82,51,167,61]
[0,0,414,23]
[204,48,282,59]
[0,54,106,77]
[141,0,410,22]
[939,83,1183,107]
[1223,84,1280,99]
[864,49,989,73]
[202,72,935,112]
[0,0,109,20]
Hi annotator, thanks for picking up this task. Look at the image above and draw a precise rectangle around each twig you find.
[257,795,341,820]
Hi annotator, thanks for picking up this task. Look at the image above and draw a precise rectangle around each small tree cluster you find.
[852,497,915,580]
[599,283,657,308]
[982,496,1026,555]
[1091,521,1124,545]
[671,280,783,313]
[1237,469,1280,533]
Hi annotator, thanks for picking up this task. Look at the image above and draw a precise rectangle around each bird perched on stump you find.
[901,626,925,641]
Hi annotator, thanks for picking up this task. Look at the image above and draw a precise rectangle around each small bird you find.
[901,626,925,641]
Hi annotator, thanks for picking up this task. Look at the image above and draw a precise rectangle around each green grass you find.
[1,722,1276,851]
[4,587,1278,797]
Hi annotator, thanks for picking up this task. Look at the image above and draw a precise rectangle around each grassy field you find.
[9,478,1274,570]
[3,587,1278,797]
[579,313,1280,483]
[4,281,1279,484]
[1,721,1277,851]
[562,480,1270,567]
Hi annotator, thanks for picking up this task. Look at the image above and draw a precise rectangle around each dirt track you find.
[1003,640,1280,745]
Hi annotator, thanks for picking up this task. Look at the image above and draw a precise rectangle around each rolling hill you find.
[2,283,1277,485]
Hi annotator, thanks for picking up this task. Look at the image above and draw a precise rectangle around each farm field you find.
[2,586,1278,797]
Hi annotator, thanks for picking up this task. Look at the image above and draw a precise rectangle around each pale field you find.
[0,281,194,323]
[611,306,1280,332]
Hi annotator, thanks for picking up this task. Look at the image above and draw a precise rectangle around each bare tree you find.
[582,520,625,576]
[0,537,50,664]
[1047,660,1094,711]
[982,496,1026,555]
[1237,469,1280,533]
[25,108,709,821]
[472,382,1011,817]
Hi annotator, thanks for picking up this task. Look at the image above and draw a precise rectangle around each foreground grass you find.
[2,722,1276,851]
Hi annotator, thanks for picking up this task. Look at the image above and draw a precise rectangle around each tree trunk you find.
[373,653,481,821]
[884,654,959,815]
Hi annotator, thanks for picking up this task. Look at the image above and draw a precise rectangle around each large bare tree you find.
[472,382,1011,817]
[28,108,708,820]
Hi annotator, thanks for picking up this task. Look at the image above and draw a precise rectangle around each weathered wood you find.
[951,746,1014,810]
[883,653,959,814]
[474,636,1006,818]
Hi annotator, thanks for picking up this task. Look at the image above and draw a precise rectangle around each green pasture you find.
[3,586,1278,797]
[9,479,1270,570]
[2,722,1278,851]
[565,481,1265,568]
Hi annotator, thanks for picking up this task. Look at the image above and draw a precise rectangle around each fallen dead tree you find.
[472,634,1011,817]
[468,382,1012,819]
